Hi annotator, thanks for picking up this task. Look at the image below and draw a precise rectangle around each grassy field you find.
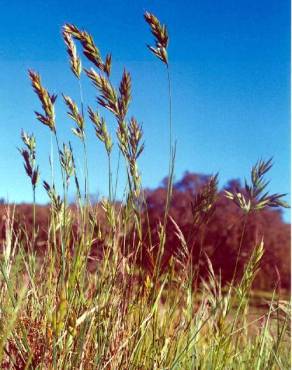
[0,12,290,369]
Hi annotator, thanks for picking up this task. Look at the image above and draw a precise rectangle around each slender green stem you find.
[167,64,172,162]
[54,132,67,280]
[79,76,89,206]
[82,138,89,205]
[163,64,174,225]
[32,186,36,249]
[78,78,85,119]
[108,152,112,202]
[153,64,175,290]
[231,214,248,285]
[113,151,121,202]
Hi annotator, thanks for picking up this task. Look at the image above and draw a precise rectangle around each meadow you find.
[0,12,290,369]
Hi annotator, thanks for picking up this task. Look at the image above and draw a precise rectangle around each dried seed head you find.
[117,117,144,197]
[85,68,118,116]
[118,69,131,121]
[28,70,57,132]
[144,12,169,48]
[63,24,82,40]
[225,158,289,212]
[80,31,103,70]
[191,174,218,224]
[63,94,85,139]
[144,11,169,65]
[62,30,82,78]
[104,54,112,77]
[59,143,74,184]
[21,130,36,155]
[19,130,40,189]
[63,23,110,74]
[88,107,113,154]
[128,117,144,160]
[43,181,64,224]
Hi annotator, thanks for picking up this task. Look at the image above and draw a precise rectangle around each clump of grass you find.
[0,11,290,369]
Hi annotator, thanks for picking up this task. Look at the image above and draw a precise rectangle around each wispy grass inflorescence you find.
[225,158,289,212]
[144,11,169,65]
[28,70,57,132]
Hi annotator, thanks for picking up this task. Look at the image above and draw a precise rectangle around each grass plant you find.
[0,11,290,369]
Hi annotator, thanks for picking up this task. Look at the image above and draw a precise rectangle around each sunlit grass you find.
[0,11,290,369]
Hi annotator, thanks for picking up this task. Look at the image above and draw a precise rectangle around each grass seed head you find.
[117,117,144,197]
[85,68,119,116]
[144,11,169,65]
[225,158,289,212]
[62,30,82,78]
[19,130,40,189]
[63,94,85,139]
[118,69,131,122]
[28,70,57,132]
[63,23,111,75]
[88,107,113,154]
[59,143,74,185]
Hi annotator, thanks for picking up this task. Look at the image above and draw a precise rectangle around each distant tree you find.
[141,172,290,290]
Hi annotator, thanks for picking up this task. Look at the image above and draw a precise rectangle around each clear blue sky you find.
[0,0,290,221]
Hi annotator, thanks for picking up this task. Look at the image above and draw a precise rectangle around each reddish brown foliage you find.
[0,172,289,291]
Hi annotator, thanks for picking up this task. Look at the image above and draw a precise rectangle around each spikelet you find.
[117,117,144,197]
[62,30,82,78]
[144,11,169,65]
[28,70,57,132]
[118,69,131,122]
[88,107,113,154]
[85,68,119,116]
[225,158,289,212]
[191,174,218,224]
[63,23,111,76]
[59,143,74,185]
[19,130,40,189]
[63,95,85,139]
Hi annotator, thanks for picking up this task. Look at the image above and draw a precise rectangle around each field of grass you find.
[0,11,290,369]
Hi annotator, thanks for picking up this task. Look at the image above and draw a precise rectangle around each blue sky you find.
[0,0,290,221]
